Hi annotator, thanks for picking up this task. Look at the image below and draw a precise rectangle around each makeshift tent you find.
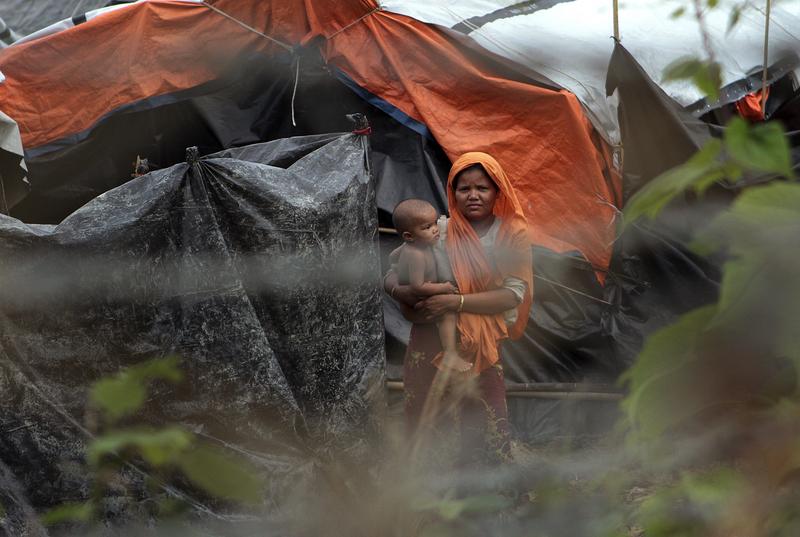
[0,130,384,520]
[0,0,620,274]
[1,0,795,443]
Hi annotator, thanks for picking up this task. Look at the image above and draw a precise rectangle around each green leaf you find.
[681,469,742,508]
[724,117,794,178]
[670,7,686,18]
[91,375,147,422]
[701,182,800,249]
[90,356,183,422]
[40,502,93,526]
[129,355,183,384]
[663,57,722,100]
[693,62,722,101]
[636,469,743,537]
[711,257,763,327]
[623,139,723,225]
[457,494,512,515]
[727,5,743,34]
[663,57,704,82]
[621,305,717,438]
[707,0,719,8]
[177,445,264,505]
[88,427,193,466]
[697,182,800,361]
[437,499,463,521]
[412,493,511,521]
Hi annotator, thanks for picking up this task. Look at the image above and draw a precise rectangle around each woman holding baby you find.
[384,152,533,464]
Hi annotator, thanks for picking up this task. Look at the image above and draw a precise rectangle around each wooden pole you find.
[613,0,620,41]
[761,0,772,115]
[385,381,623,400]
[0,171,7,215]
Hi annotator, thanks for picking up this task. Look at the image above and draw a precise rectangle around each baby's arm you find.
[401,248,458,297]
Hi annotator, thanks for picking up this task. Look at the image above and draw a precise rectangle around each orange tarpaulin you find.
[735,87,770,122]
[324,8,618,272]
[0,0,306,149]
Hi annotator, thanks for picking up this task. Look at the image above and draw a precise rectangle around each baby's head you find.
[392,199,440,246]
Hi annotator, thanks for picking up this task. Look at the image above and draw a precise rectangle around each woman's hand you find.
[415,293,460,320]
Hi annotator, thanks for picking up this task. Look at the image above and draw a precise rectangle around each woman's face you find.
[454,166,498,222]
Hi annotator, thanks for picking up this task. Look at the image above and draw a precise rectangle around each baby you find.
[392,199,473,373]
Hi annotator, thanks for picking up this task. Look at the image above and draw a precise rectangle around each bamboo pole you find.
[385,380,623,400]
[613,0,620,41]
[762,0,772,114]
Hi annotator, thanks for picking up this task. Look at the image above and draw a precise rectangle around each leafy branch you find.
[42,357,264,527]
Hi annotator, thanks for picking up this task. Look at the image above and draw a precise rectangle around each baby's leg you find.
[438,312,458,352]
[437,313,472,372]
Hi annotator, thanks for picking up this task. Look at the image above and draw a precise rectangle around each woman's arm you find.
[414,287,520,320]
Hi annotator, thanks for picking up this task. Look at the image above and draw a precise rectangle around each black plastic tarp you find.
[0,132,385,516]
[606,42,711,201]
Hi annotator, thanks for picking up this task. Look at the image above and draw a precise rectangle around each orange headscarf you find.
[446,153,534,373]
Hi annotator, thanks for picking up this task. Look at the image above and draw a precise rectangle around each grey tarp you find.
[0,131,385,525]
[0,1,113,38]
[0,110,27,213]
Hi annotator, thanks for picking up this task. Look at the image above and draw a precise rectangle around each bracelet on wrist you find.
[390,285,398,299]
[457,294,465,312]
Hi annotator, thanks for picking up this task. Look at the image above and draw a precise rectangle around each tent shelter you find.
[0,0,797,463]
[0,0,620,272]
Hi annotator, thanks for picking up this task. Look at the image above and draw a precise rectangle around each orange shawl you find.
[446,153,534,373]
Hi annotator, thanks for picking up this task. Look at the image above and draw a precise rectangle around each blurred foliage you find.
[618,1,800,535]
[624,118,794,224]
[42,357,264,528]
[663,56,723,101]
[412,492,511,522]
[91,356,183,422]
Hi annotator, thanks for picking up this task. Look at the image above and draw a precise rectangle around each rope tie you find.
[201,1,293,52]
[328,6,382,39]
[291,55,301,127]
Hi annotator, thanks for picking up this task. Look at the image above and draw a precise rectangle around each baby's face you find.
[409,206,440,246]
